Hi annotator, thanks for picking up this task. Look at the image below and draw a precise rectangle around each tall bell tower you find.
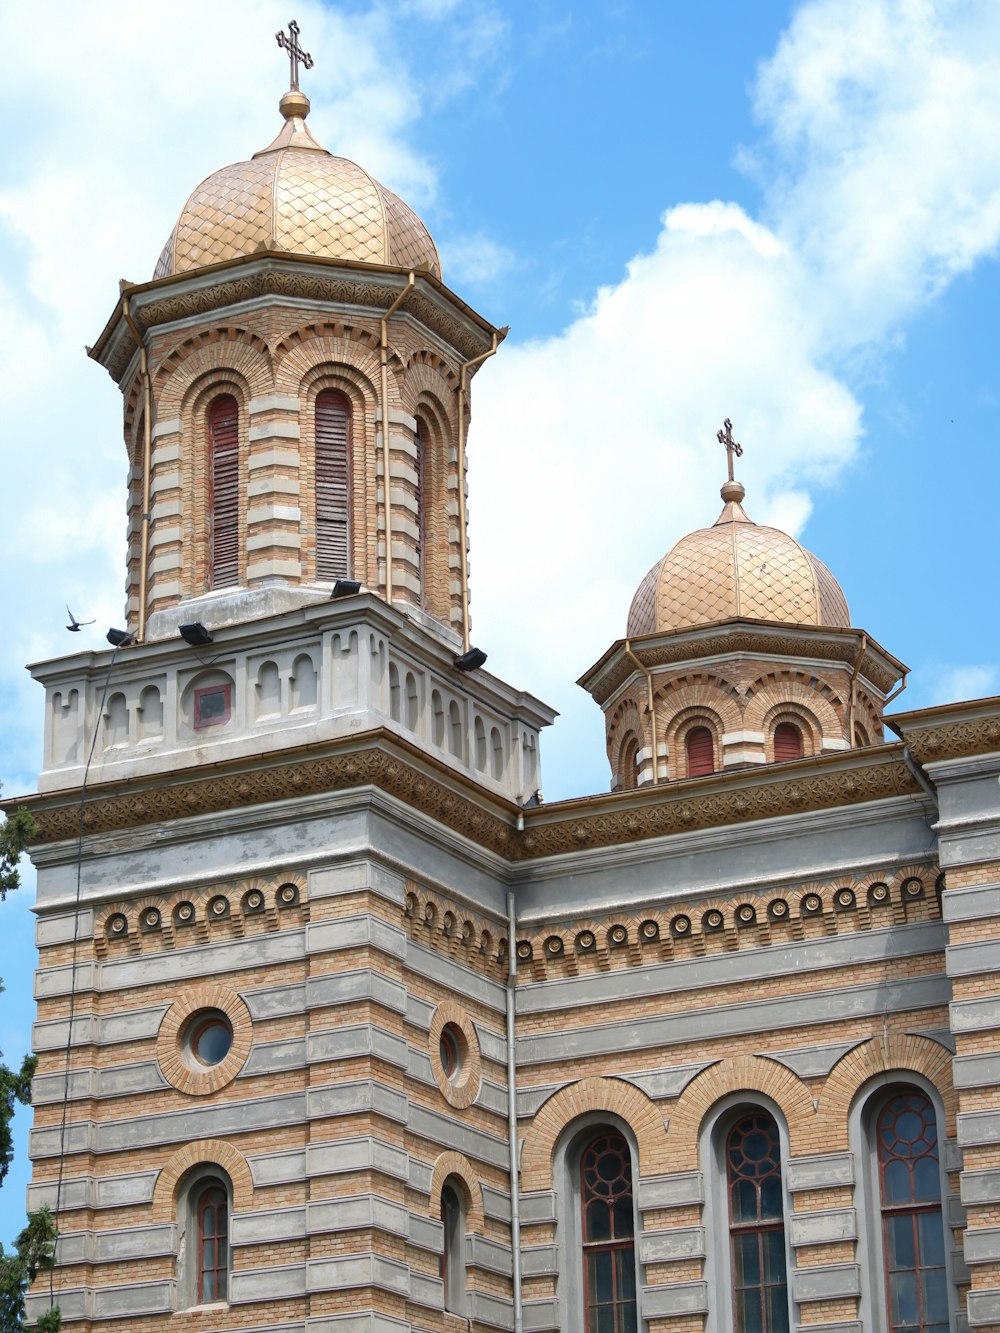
[22,31,552,1332]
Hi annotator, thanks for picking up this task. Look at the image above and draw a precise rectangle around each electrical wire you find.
[49,642,122,1310]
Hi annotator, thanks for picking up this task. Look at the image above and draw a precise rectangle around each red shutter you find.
[774,723,803,763]
[209,396,239,588]
[686,726,714,777]
[315,391,350,580]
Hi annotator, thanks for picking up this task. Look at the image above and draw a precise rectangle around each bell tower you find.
[91,37,501,655]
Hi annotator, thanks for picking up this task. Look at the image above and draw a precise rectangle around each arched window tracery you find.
[726,1110,789,1332]
[875,1089,948,1333]
[580,1130,637,1333]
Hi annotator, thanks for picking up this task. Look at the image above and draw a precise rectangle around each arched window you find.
[726,1111,789,1332]
[686,725,715,778]
[197,1183,229,1303]
[440,1178,466,1314]
[177,1169,231,1309]
[580,1130,637,1333]
[619,734,640,791]
[773,722,803,763]
[875,1090,948,1333]
[413,416,426,593]
[208,395,239,589]
[315,390,351,580]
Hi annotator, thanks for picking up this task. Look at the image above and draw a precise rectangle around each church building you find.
[13,28,1000,1333]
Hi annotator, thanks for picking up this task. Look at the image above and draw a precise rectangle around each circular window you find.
[429,1004,482,1109]
[184,1010,234,1068]
[439,1024,464,1080]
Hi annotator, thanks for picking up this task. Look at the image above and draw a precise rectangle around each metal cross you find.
[276,19,314,91]
[716,417,743,482]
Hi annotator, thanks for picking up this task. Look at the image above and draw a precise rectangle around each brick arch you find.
[428,1151,486,1233]
[817,1034,957,1146]
[274,330,384,397]
[663,704,727,780]
[854,684,885,744]
[668,1055,815,1164]
[760,700,824,760]
[151,1139,253,1221]
[272,318,379,362]
[607,695,647,787]
[520,1077,669,1191]
[153,328,272,415]
[406,347,460,393]
[410,390,455,622]
[743,670,845,739]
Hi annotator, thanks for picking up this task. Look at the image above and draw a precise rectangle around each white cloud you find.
[920,663,1000,707]
[438,232,518,288]
[467,0,1000,795]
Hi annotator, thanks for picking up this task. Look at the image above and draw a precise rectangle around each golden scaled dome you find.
[153,90,440,281]
[628,477,850,637]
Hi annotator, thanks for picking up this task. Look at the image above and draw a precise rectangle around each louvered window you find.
[414,418,425,590]
[774,723,803,763]
[686,726,715,777]
[208,395,239,589]
[315,391,351,580]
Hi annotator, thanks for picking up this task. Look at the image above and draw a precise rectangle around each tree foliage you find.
[0,796,60,1331]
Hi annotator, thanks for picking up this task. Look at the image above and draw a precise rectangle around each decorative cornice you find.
[93,257,499,384]
[7,733,923,865]
[518,751,921,859]
[888,696,1000,765]
[581,621,906,704]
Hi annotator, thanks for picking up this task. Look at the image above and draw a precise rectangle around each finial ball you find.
[720,479,746,504]
[279,89,310,121]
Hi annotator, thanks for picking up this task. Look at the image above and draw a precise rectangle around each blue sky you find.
[1,0,999,1245]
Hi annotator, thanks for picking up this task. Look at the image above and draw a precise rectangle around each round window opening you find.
[184,1011,234,1067]
[439,1024,464,1081]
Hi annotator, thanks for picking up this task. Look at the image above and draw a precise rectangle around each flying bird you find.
[66,605,95,632]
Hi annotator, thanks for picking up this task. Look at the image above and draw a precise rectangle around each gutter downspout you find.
[379,272,416,607]
[122,298,153,643]
[456,331,502,652]
[506,887,523,1333]
[624,638,659,785]
[847,631,868,747]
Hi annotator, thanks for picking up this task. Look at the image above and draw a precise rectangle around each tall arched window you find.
[440,1178,466,1314]
[315,390,351,580]
[773,722,803,763]
[414,416,427,598]
[686,725,715,777]
[875,1090,948,1333]
[726,1111,789,1332]
[619,734,640,790]
[208,395,239,589]
[177,1168,231,1309]
[197,1183,229,1303]
[580,1131,637,1333]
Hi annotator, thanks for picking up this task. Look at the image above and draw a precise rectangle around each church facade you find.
[13,42,1000,1333]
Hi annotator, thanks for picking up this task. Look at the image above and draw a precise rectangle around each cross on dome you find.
[276,19,314,91]
[716,417,743,483]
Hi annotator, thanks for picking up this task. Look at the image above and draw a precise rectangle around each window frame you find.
[176,1166,232,1311]
[701,1094,794,1333]
[553,1113,644,1333]
[314,387,352,582]
[207,393,241,591]
[440,1177,467,1314]
[852,1075,956,1333]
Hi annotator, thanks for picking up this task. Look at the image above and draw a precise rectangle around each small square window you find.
[194,684,231,729]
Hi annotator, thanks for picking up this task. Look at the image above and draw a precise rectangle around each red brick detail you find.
[669,1056,815,1163]
[817,1034,956,1146]
[428,1151,486,1234]
[520,1077,669,1192]
[151,1139,253,1221]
